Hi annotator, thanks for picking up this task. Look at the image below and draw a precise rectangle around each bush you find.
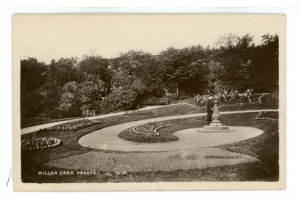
[157,97,170,105]
[178,95,192,100]
[99,88,138,113]
[143,96,170,106]
[143,97,158,106]
[168,93,178,101]
[260,91,279,107]
[48,108,64,119]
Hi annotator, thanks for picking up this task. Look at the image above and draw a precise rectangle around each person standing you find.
[206,93,214,125]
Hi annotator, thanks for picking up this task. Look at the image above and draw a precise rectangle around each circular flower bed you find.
[132,121,170,136]
[22,137,61,150]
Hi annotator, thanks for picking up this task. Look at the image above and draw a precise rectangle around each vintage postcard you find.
[13,14,286,191]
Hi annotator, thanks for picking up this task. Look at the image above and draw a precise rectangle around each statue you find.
[203,99,229,131]
[206,93,214,125]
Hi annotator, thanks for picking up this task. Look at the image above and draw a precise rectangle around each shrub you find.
[143,97,158,106]
[178,95,192,100]
[260,91,279,107]
[143,95,175,106]
[99,88,138,113]
[48,108,64,119]
[168,93,178,101]
[156,97,170,105]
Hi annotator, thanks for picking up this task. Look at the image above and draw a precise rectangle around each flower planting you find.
[194,90,267,107]
[132,121,170,136]
[22,137,61,150]
[44,119,102,132]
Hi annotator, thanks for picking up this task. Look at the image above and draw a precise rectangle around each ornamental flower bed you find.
[194,90,267,107]
[256,111,278,120]
[132,121,170,136]
[22,137,61,150]
[45,119,102,132]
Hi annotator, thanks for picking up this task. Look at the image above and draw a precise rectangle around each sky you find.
[13,14,283,64]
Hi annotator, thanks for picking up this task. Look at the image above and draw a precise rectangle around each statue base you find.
[200,100,230,132]
[203,125,230,131]
[199,120,230,132]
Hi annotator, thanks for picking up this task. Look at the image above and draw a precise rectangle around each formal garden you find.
[21,92,279,182]
[20,33,280,183]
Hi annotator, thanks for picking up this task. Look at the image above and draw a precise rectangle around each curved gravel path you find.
[21,104,185,135]
[78,109,277,152]
[45,109,277,172]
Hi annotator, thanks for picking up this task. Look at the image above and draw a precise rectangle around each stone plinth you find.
[203,125,230,131]
[202,100,230,131]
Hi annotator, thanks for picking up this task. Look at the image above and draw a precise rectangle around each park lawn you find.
[21,161,265,183]
[21,97,278,129]
[21,116,82,128]
[118,113,278,181]
[21,109,279,183]
[21,103,198,128]
[218,115,279,181]
[21,104,200,181]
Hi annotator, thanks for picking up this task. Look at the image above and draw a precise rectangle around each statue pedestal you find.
[203,125,230,131]
[202,100,230,132]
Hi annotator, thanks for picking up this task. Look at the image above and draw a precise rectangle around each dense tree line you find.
[21,34,279,120]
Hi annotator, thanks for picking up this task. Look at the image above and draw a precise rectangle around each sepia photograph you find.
[12,14,285,191]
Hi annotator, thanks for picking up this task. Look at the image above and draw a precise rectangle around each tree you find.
[212,34,254,92]
[248,34,279,92]
[58,81,81,116]
[99,88,138,113]
[79,55,111,83]
[215,33,239,49]
[78,79,106,111]
[42,58,79,114]
[157,46,209,96]
[110,50,161,106]
[20,33,280,120]
[58,79,106,116]
[21,58,47,119]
